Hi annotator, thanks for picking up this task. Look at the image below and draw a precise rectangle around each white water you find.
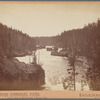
[16,49,90,90]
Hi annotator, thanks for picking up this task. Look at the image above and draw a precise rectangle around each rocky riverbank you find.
[0,57,45,90]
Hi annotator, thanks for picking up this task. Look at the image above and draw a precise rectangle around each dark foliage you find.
[0,22,36,58]
[56,19,100,90]
[0,22,36,80]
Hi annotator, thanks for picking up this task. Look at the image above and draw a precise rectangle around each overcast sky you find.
[0,2,100,37]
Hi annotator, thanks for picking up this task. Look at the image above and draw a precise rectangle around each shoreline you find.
[0,56,45,90]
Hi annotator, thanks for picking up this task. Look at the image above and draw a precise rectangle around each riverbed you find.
[16,49,90,90]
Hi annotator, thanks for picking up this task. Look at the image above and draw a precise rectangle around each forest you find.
[35,36,57,47]
[0,23,44,87]
[56,19,100,90]
[0,23,36,58]
[36,19,100,90]
[0,18,100,90]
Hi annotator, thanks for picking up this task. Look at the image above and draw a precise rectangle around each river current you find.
[16,49,90,90]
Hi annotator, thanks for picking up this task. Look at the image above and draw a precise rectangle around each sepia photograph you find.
[0,1,100,94]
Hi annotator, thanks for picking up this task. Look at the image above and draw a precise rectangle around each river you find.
[16,49,90,90]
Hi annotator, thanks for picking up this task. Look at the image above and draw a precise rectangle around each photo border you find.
[0,0,100,99]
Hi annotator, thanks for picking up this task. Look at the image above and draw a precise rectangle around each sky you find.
[0,2,100,37]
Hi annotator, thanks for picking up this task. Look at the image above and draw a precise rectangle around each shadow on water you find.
[0,80,45,90]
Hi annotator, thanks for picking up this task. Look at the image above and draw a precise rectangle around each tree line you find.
[0,18,100,90]
[56,18,100,90]
[35,36,57,47]
[0,22,36,75]
[56,19,100,58]
[36,18,100,90]
[0,22,36,58]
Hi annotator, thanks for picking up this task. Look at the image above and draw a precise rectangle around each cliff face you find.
[0,57,45,90]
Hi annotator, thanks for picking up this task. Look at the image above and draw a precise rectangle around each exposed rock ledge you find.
[0,57,45,90]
